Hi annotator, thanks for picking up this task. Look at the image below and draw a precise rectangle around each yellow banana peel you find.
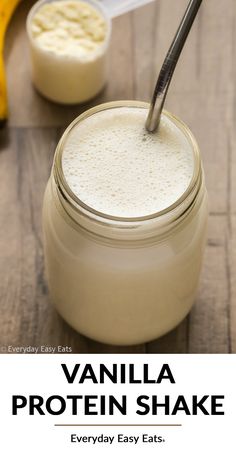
[0,0,21,123]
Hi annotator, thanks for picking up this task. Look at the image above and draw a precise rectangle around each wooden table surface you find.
[0,0,235,354]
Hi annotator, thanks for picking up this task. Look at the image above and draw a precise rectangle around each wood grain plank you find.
[0,127,55,348]
[152,0,232,94]
[132,1,158,101]
[151,0,199,93]
[230,216,236,353]
[227,6,236,352]
[104,12,134,101]
[0,129,22,346]
[188,215,230,353]
[230,84,236,216]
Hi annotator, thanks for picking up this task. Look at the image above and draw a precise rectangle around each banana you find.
[0,0,21,123]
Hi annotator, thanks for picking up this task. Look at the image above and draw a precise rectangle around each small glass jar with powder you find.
[26,0,111,104]
[42,101,208,345]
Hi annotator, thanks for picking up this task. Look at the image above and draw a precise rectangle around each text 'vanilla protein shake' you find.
[27,0,111,104]
[43,101,208,345]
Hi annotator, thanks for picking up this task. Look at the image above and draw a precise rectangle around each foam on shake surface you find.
[62,107,194,218]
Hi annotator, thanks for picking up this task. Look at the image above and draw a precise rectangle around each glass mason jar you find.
[26,0,111,104]
[42,101,208,345]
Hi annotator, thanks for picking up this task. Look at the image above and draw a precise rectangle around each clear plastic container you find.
[26,0,111,104]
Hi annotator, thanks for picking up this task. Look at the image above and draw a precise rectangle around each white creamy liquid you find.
[62,107,194,217]
[28,0,109,104]
[43,104,208,345]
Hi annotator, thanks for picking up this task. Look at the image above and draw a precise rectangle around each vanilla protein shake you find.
[43,101,208,345]
[27,0,110,104]
[62,107,194,217]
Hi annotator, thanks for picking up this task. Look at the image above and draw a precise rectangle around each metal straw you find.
[146,0,203,133]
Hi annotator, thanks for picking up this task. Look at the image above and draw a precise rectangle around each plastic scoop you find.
[100,0,155,18]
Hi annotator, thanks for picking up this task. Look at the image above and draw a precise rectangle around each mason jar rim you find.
[53,100,201,231]
[26,0,112,55]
